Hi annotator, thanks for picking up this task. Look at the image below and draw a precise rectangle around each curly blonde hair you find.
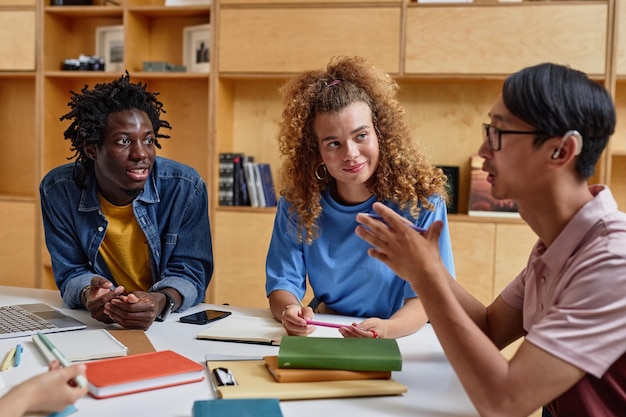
[277,56,447,244]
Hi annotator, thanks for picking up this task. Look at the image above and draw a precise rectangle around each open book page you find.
[196,314,347,345]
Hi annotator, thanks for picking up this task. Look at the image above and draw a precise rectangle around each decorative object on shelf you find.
[468,154,520,218]
[437,165,459,214]
[51,0,93,5]
[183,24,210,73]
[416,0,472,3]
[165,0,210,5]
[142,61,186,72]
[62,55,104,71]
[96,25,124,73]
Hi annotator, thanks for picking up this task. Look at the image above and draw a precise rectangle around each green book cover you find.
[192,398,283,417]
[277,337,402,371]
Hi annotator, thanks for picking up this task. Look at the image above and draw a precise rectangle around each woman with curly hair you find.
[266,56,455,339]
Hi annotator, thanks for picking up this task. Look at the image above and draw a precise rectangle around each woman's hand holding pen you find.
[0,360,88,417]
[339,317,384,339]
[281,304,316,336]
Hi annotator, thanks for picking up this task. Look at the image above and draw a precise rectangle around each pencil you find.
[13,344,23,367]
[1,347,16,371]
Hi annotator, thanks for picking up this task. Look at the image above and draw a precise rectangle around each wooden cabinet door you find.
[405,4,607,76]
[219,6,401,74]
[0,10,35,70]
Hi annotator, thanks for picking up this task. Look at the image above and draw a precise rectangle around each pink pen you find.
[306,320,347,329]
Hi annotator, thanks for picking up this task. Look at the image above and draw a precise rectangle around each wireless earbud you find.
[551,130,583,159]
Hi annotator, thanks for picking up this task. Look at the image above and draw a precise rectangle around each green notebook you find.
[192,398,283,417]
[277,336,402,371]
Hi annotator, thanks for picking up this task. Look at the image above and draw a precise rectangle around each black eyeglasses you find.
[482,123,546,152]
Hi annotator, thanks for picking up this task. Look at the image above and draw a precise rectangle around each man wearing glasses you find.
[356,62,626,417]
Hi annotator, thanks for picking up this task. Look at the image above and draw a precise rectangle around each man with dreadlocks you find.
[39,73,213,330]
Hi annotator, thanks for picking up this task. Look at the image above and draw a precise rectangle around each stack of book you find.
[205,336,407,400]
[219,152,277,207]
[274,336,402,377]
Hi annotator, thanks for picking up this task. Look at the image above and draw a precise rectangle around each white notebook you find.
[32,329,128,363]
[196,314,345,345]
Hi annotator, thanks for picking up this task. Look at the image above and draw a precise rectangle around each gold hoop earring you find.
[315,164,327,181]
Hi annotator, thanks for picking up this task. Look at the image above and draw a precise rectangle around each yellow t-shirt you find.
[98,194,152,293]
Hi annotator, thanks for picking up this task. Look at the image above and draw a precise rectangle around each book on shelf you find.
[263,355,391,383]
[468,154,520,218]
[84,350,204,399]
[192,398,284,417]
[218,153,236,206]
[243,157,260,207]
[277,336,402,372]
[219,153,276,207]
[233,154,250,206]
[257,163,278,207]
[32,329,128,363]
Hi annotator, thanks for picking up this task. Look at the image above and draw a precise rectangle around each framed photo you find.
[438,165,459,214]
[96,25,124,73]
[183,24,210,73]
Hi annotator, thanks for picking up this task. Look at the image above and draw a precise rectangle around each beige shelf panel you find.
[0,10,35,70]
[219,6,401,74]
[405,3,608,76]
[0,201,35,288]
[0,77,36,198]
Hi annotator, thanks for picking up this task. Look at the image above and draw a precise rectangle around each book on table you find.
[263,355,391,382]
[206,359,407,401]
[277,336,402,371]
[195,314,344,345]
[84,350,204,399]
[32,329,128,362]
[192,398,283,417]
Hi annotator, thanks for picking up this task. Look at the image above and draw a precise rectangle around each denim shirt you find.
[39,157,213,311]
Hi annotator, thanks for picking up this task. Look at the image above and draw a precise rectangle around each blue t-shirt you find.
[265,190,455,318]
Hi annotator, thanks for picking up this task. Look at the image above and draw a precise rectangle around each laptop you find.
[0,303,87,339]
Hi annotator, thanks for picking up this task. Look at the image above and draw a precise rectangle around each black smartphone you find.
[179,309,232,325]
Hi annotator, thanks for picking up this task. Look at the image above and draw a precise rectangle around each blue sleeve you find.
[265,198,308,300]
[151,177,213,311]
[416,195,456,279]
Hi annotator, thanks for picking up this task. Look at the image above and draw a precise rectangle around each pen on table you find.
[1,347,16,371]
[36,332,88,388]
[361,213,427,233]
[13,344,23,367]
[306,319,346,329]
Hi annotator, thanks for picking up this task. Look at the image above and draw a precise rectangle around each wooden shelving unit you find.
[0,1,622,317]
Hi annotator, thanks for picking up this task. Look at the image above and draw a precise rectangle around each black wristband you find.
[155,291,175,322]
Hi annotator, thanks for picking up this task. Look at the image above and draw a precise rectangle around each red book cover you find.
[85,350,204,399]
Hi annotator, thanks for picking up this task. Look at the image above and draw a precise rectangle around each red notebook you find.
[85,350,204,399]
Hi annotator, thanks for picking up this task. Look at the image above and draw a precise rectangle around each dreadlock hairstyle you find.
[60,72,171,188]
[277,56,447,244]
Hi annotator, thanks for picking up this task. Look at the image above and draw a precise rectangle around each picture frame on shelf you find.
[183,24,210,73]
[467,154,520,218]
[96,25,124,73]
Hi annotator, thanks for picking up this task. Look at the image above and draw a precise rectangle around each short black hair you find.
[60,72,171,187]
[502,63,615,179]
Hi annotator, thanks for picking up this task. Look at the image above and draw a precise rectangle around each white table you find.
[0,286,478,417]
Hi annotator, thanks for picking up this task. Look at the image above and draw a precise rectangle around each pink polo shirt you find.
[501,185,626,416]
